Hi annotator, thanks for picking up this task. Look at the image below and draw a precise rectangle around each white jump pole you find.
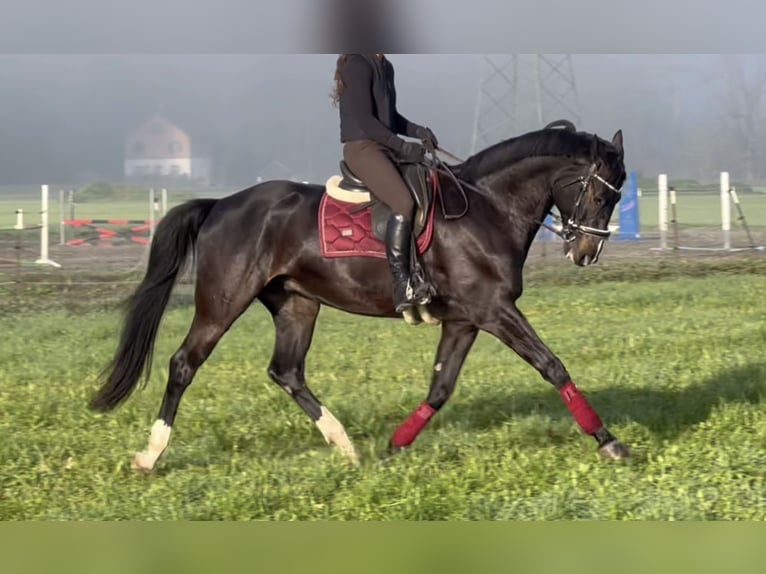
[161,188,168,217]
[720,171,731,250]
[670,186,679,250]
[35,184,61,268]
[658,174,669,250]
[14,209,24,230]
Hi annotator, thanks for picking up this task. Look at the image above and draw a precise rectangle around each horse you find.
[89,120,629,472]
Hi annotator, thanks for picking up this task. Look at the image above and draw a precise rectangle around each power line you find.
[471,54,581,154]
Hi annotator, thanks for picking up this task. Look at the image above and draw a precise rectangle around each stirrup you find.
[393,280,423,314]
[405,279,431,306]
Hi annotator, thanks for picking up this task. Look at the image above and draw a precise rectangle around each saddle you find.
[319,158,442,326]
[324,159,435,242]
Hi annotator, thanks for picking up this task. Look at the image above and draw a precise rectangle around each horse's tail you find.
[89,198,218,412]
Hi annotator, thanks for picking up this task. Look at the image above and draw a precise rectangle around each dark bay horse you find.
[89,122,629,471]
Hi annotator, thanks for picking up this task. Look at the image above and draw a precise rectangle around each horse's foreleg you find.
[389,321,478,451]
[483,302,630,459]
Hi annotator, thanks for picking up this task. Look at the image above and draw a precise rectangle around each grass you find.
[636,192,766,230]
[1,258,766,520]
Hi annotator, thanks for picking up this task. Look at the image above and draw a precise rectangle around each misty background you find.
[1,53,764,188]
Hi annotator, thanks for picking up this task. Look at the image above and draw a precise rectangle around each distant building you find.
[124,114,211,184]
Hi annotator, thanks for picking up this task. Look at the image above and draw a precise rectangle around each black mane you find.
[459,126,610,182]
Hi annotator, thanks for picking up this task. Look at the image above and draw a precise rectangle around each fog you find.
[1,53,765,187]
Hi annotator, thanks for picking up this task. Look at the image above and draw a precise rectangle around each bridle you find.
[427,145,623,243]
[551,162,623,243]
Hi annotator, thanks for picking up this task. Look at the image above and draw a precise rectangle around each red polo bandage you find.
[391,402,436,448]
[559,381,602,435]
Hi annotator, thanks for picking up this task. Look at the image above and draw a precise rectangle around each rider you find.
[332,53,439,313]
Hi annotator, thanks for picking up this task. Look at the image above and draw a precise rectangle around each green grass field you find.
[1,259,765,520]
[636,191,766,230]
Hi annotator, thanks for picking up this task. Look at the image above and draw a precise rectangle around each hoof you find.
[598,440,631,460]
[131,451,158,473]
[386,442,407,457]
[338,446,361,467]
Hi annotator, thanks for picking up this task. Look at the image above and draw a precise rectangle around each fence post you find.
[35,184,61,268]
[729,186,758,249]
[14,209,24,230]
[670,186,679,250]
[68,189,75,221]
[720,171,731,250]
[658,174,668,250]
[149,188,156,242]
[59,189,65,245]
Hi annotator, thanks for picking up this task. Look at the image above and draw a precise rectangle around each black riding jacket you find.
[337,54,422,154]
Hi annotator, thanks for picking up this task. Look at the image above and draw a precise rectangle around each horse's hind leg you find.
[133,279,259,472]
[260,287,359,465]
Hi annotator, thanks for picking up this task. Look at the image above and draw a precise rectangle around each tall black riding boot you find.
[384,213,429,313]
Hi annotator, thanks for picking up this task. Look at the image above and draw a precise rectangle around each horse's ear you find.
[612,129,624,161]
[589,135,599,161]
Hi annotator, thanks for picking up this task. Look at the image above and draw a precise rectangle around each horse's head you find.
[552,130,626,266]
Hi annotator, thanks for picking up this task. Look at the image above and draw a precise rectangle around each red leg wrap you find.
[391,402,436,448]
[559,381,602,435]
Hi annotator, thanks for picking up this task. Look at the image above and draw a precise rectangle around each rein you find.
[427,146,469,220]
[428,145,621,242]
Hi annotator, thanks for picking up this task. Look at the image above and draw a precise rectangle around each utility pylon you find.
[470,54,581,154]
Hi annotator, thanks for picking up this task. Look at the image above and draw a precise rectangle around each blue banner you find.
[536,213,556,242]
[617,171,640,240]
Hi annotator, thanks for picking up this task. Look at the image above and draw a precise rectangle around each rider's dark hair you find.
[330,54,350,107]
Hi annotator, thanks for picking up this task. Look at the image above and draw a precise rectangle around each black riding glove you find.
[399,141,426,162]
[415,126,439,149]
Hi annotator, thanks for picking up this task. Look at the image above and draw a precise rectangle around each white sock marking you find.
[315,406,359,466]
[133,419,171,471]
